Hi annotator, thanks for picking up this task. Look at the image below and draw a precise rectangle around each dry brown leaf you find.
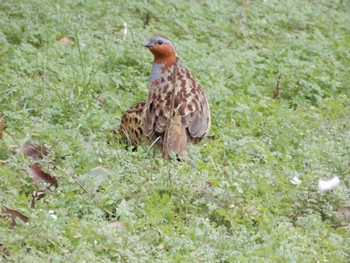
[58,37,74,47]
[334,206,350,225]
[0,206,29,227]
[0,118,4,130]
[27,163,58,189]
[15,143,50,160]
[97,96,106,103]
[272,88,281,99]
[107,221,124,229]
[0,160,8,164]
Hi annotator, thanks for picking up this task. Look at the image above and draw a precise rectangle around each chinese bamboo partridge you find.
[119,35,210,159]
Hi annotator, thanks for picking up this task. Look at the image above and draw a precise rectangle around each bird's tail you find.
[162,115,187,159]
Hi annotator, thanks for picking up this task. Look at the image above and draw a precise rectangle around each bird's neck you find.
[148,63,166,93]
[150,52,177,78]
[150,63,165,82]
[148,54,178,93]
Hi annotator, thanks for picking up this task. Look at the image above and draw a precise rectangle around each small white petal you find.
[290,176,302,185]
[123,22,128,38]
[318,176,340,191]
[50,214,58,221]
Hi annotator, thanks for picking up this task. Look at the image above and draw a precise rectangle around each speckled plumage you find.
[144,35,210,158]
[118,101,148,146]
[118,35,210,158]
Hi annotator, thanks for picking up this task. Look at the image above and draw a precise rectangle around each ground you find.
[0,0,350,261]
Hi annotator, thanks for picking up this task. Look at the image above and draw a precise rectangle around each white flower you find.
[318,176,340,191]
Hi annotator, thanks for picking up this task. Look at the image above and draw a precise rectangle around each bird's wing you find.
[144,74,173,137]
[175,65,210,139]
[144,62,210,140]
[119,101,147,145]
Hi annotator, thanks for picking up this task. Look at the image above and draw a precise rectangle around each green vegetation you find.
[1,0,350,261]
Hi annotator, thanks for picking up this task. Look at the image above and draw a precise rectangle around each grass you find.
[1,0,350,261]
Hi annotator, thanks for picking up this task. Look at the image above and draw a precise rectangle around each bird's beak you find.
[144,41,154,48]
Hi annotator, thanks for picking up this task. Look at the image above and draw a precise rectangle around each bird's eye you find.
[157,40,163,45]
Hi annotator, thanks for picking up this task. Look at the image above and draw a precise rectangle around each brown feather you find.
[163,114,187,158]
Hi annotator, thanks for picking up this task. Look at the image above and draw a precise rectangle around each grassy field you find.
[1,0,350,261]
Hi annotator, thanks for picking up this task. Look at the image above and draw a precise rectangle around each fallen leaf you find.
[206,181,213,187]
[73,233,82,239]
[0,206,29,227]
[97,96,106,103]
[107,221,124,229]
[272,88,281,99]
[27,163,58,189]
[286,222,294,228]
[334,206,350,225]
[58,37,74,47]
[15,143,50,160]
[0,160,8,164]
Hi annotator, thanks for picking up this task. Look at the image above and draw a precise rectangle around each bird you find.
[118,34,210,159]
[118,100,149,147]
[143,34,210,159]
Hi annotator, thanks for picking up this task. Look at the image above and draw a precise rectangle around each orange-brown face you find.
[144,36,177,65]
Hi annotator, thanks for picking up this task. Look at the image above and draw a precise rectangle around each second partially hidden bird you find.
[119,35,210,159]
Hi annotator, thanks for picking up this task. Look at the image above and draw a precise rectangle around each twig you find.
[272,73,282,99]
[147,136,161,153]
[72,176,89,194]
